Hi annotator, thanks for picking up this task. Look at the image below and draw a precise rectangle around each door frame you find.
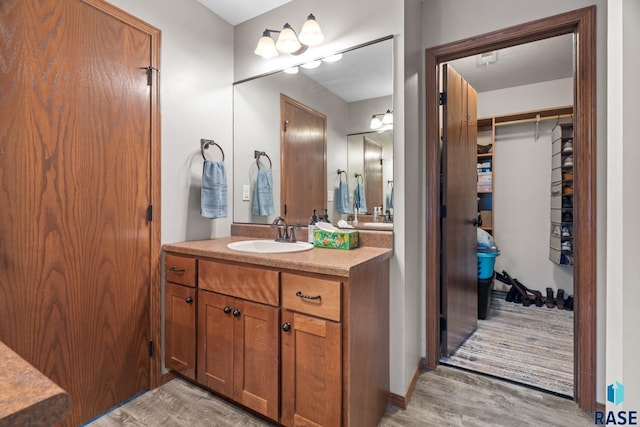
[425,7,596,412]
[85,0,163,389]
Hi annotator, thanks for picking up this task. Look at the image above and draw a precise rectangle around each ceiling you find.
[197,1,574,95]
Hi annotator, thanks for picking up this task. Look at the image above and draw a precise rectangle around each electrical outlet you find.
[327,191,334,202]
[242,185,250,201]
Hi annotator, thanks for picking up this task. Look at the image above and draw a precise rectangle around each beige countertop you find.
[0,341,70,427]
[163,236,393,277]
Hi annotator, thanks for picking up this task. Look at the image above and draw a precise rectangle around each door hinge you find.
[283,120,289,132]
[148,340,154,357]
[441,205,447,218]
[439,92,447,105]
[440,317,447,332]
[146,66,159,86]
[147,205,153,221]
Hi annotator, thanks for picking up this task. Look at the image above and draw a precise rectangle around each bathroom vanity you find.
[163,236,391,427]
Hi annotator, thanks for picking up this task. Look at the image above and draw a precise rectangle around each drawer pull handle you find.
[296,291,321,301]
[169,267,186,274]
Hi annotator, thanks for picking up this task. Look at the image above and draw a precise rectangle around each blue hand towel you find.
[354,183,367,213]
[201,160,227,219]
[386,185,394,210]
[252,168,275,216]
[336,181,350,214]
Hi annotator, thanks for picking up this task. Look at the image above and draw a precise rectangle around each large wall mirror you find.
[233,36,394,230]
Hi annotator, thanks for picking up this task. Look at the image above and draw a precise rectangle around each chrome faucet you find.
[271,216,297,242]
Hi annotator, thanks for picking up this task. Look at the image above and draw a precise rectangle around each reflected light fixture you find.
[300,60,321,69]
[254,14,324,59]
[283,66,299,74]
[370,109,393,130]
[322,53,343,63]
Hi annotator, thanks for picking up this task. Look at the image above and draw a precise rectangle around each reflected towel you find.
[201,160,227,219]
[336,181,350,214]
[354,183,367,213]
[252,168,275,216]
[386,184,394,210]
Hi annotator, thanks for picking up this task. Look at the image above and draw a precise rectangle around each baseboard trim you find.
[160,371,177,386]
[596,402,605,412]
[388,358,424,409]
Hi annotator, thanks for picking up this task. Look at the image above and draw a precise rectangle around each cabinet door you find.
[281,311,342,427]
[197,290,234,397]
[165,283,196,380]
[233,299,279,420]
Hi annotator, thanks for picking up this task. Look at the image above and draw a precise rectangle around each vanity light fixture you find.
[370,110,393,130]
[254,14,324,59]
[300,60,321,69]
[322,53,343,63]
[283,66,299,74]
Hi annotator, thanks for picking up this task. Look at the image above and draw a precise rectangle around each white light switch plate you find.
[327,191,334,202]
[242,185,250,201]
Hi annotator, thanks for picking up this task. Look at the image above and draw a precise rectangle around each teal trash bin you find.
[477,248,500,319]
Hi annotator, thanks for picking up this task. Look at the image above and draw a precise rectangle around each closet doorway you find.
[425,7,597,413]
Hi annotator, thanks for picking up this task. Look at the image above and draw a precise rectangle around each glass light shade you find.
[275,23,301,54]
[254,31,278,58]
[283,66,299,74]
[322,53,343,63]
[300,60,321,69]
[382,109,394,124]
[370,115,383,130]
[298,14,324,46]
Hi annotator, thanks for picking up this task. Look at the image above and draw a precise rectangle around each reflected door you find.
[281,95,327,224]
[364,137,384,211]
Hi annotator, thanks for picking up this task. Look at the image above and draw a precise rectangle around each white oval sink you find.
[227,239,314,254]
[359,222,393,230]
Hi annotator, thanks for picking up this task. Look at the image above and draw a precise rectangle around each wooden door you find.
[441,65,478,357]
[0,1,158,425]
[281,311,341,427]
[165,283,196,380]
[364,137,384,211]
[233,299,279,420]
[197,290,234,396]
[281,95,327,224]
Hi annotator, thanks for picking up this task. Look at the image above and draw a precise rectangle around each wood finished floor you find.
[87,366,593,427]
[441,291,574,397]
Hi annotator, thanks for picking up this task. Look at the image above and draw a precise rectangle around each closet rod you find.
[493,113,572,127]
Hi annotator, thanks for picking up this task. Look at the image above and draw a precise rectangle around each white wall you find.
[607,0,640,411]
[106,0,234,244]
[423,0,608,403]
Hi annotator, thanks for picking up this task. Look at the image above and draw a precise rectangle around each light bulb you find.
[382,110,393,124]
[370,115,383,130]
[275,23,301,54]
[283,67,299,74]
[254,30,278,59]
[322,53,343,63]
[301,60,321,69]
[298,14,324,46]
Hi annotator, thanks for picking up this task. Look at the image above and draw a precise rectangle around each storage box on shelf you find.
[477,117,494,234]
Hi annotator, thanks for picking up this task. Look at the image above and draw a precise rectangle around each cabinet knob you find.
[282,322,291,332]
[185,296,193,304]
[223,306,232,314]
[233,309,241,317]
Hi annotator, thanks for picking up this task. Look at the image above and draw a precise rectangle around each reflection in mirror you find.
[233,36,393,229]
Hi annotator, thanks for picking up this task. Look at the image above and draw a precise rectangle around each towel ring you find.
[355,172,363,184]
[337,169,347,181]
[254,150,272,169]
[201,139,224,161]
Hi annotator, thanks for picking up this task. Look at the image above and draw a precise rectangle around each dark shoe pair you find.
[556,289,566,310]
[565,295,574,311]
[545,287,555,308]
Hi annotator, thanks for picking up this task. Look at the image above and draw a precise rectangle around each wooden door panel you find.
[0,1,154,425]
[165,283,196,379]
[364,137,384,211]
[442,65,478,357]
[197,291,234,396]
[281,311,341,427]
[281,95,327,224]
[233,299,279,420]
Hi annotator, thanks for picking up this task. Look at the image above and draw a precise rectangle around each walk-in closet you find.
[439,33,577,398]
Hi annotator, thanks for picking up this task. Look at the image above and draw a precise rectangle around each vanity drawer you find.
[199,259,279,306]
[165,254,196,287]
[281,273,341,322]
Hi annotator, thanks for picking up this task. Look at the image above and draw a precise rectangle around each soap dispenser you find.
[308,209,318,243]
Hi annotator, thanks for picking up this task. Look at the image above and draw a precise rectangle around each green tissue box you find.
[313,229,359,250]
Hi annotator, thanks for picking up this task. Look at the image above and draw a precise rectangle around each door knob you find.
[185,296,193,304]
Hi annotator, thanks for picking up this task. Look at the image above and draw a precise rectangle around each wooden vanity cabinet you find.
[197,260,280,421]
[164,254,197,380]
